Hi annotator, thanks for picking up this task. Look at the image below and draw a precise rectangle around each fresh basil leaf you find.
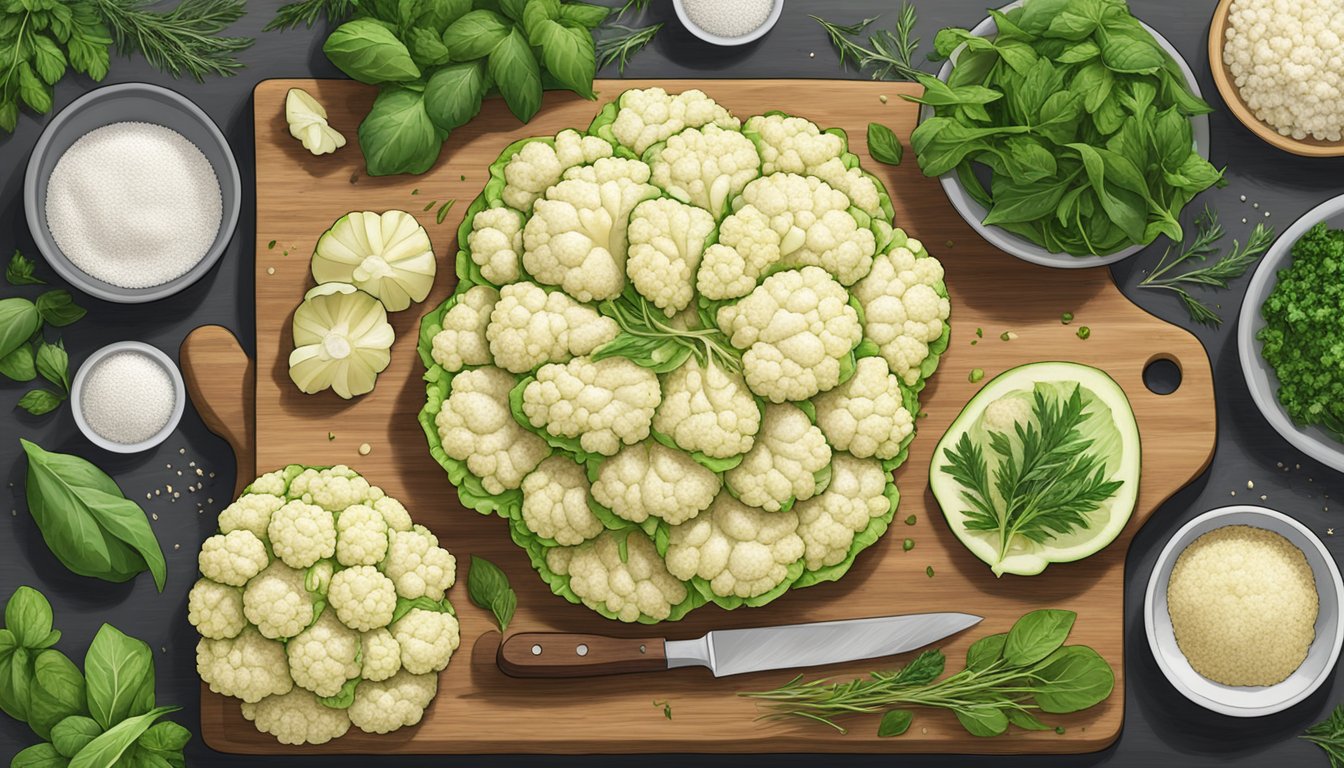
[11,742,68,768]
[68,706,177,768]
[1046,8,1098,40]
[36,341,68,393]
[1033,646,1114,713]
[6,586,55,649]
[1098,23,1163,73]
[17,389,63,416]
[442,9,511,60]
[1,343,37,382]
[1056,40,1099,63]
[120,747,175,768]
[414,0,471,32]
[866,122,903,166]
[955,705,1010,737]
[408,27,451,67]
[965,632,1006,671]
[85,624,156,730]
[1069,143,1146,243]
[533,18,596,98]
[558,2,609,28]
[877,709,913,737]
[51,715,103,758]
[1034,90,1083,144]
[984,180,1066,226]
[0,297,40,360]
[358,86,443,176]
[1016,0,1073,34]
[1163,152,1223,194]
[908,73,1001,108]
[467,555,516,631]
[3,645,35,721]
[910,118,1029,177]
[1003,609,1076,667]
[29,649,88,740]
[994,39,1038,75]
[391,595,451,624]
[136,720,191,753]
[490,588,517,633]
[34,291,82,328]
[6,251,45,286]
[498,0,527,22]
[317,677,360,709]
[323,19,421,84]
[987,8,1028,40]
[1152,106,1192,169]
[521,0,561,42]
[1007,709,1051,731]
[425,60,489,131]
[489,27,543,122]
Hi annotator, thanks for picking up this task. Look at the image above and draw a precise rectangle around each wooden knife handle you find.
[497,633,666,678]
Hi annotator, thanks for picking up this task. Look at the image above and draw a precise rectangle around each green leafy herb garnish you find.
[596,23,662,75]
[653,699,672,719]
[812,3,921,81]
[6,252,44,286]
[1139,206,1274,327]
[467,555,517,633]
[436,199,456,225]
[1304,703,1344,767]
[90,0,253,81]
[1076,326,1091,340]
[866,122,903,165]
[598,290,741,375]
[265,0,357,32]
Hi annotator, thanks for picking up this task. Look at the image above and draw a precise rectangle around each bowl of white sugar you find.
[24,83,241,303]
[72,341,186,453]
[673,0,781,46]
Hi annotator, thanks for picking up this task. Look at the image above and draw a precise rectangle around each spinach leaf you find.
[866,122,903,166]
[1003,609,1076,666]
[11,742,67,768]
[425,60,490,131]
[28,650,87,739]
[965,632,1006,671]
[1070,142,1146,242]
[1,344,37,382]
[68,706,177,768]
[358,86,443,176]
[983,179,1066,225]
[909,73,1001,107]
[323,18,421,84]
[34,291,84,328]
[489,27,542,122]
[84,624,155,730]
[50,716,102,758]
[0,297,40,360]
[955,705,1010,737]
[442,9,511,60]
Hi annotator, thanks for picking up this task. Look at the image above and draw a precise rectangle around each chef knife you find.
[497,612,981,678]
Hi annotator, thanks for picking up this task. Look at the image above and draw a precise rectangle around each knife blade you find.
[496,612,981,678]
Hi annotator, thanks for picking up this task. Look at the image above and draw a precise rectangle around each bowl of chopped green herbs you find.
[1239,195,1344,471]
[909,0,1218,268]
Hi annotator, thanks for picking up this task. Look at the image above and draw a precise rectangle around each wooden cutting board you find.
[181,78,1216,755]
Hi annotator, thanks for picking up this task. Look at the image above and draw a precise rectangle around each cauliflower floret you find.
[717,266,863,403]
[605,87,740,156]
[648,124,761,217]
[485,282,619,373]
[241,689,350,746]
[198,530,269,587]
[851,242,949,387]
[466,208,524,285]
[286,465,375,512]
[626,198,717,316]
[591,441,721,526]
[698,173,876,300]
[521,455,603,545]
[196,627,293,703]
[188,578,246,640]
[546,531,688,622]
[360,628,402,682]
[373,496,413,533]
[523,157,661,302]
[652,356,761,459]
[268,500,337,569]
[502,129,614,212]
[664,493,805,599]
[521,356,662,457]
[436,366,550,494]
[217,493,284,541]
[745,113,885,220]
[327,565,397,631]
[347,671,438,735]
[287,611,361,697]
[982,393,1032,433]
[391,608,460,675]
[794,454,891,571]
[245,468,290,497]
[243,561,317,640]
[384,524,457,600]
[725,403,832,512]
[431,285,498,372]
[335,504,390,567]
[814,356,916,461]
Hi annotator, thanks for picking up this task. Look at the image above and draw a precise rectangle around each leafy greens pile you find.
[320,0,612,175]
[1,259,86,416]
[908,0,1223,256]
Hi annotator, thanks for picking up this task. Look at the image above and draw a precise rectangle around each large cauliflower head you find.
[420,87,951,621]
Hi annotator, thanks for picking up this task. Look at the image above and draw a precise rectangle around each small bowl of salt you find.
[24,82,241,304]
[72,342,186,454]
[673,0,782,46]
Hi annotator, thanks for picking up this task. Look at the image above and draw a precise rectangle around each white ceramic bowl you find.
[1238,194,1344,473]
[920,1,1211,269]
[1145,506,1343,717]
[71,341,186,454]
[672,0,782,46]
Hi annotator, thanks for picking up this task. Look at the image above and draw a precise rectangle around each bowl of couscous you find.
[1145,506,1343,717]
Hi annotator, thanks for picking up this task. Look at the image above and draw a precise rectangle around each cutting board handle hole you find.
[1143,355,1183,396]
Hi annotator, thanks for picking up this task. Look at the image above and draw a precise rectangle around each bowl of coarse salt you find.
[72,341,186,453]
[673,0,782,46]
[24,83,241,304]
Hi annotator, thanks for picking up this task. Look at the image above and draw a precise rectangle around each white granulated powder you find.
[683,0,774,39]
[45,122,222,289]
[80,351,176,445]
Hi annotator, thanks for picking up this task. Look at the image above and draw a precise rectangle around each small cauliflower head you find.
[521,455,603,545]
[268,500,337,569]
[217,493,283,541]
[198,530,269,587]
[197,627,293,703]
[652,356,761,459]
[335,504,390,567]
[287,611,361,697]
[241,689,350,746]
[437,366,550,494]
[360,628,402,682]
[391,608,461,675]
[431,285,497,372]
[546,531,689,622]
[521,356,662,457]
[605,87,740,155]
[851,243,949,387]
[717,266,863,403]
[648,124,761,218]
[523,157,660,302]
[502,129,614,212]
[466,208,524,285]
[814,356,916,461]
[664,494,805,600]
[982,392,1032,433]
[794,454,892,571]
[591,441,722,526]
[725,403,832,512]
[243,561,317,640]
[327,565,397,631]
[745,113,885,221]
[286,465,376,512]
[384,525,457,601]
[348,670,438,735]
[485,281,619,373]
[626,198,717,316]
[188,578,246,640]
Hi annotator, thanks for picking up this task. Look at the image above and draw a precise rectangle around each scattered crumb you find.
[879,94,888,103]
[1230,490,1236,496]
[1247,480,1255,489]
[1240,195,1247,202]
[1260,494,1267,501]
[267,267,276,275]
[809,52,815,58]
[968,368,984,383]
[358,443,372,456]
[174,544,181,550]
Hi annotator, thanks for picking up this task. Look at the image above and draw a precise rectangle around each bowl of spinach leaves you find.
[909,0,1218,268]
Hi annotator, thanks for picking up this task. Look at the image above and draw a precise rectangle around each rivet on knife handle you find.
[497,633,666,678]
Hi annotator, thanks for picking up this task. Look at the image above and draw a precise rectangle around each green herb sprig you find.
[1139,205,1274,327]
[266,0,359,32]
[812,4,921,82]
[598,290,741,375]
[1305,703,1344,767]
[468,556,517,633]
[1,269,85,416]
[744,609,1113,737]
[596,22,663,75]
[91,0,252,81]
[6,252,44,287]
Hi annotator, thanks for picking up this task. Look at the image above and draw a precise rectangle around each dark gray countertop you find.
[2,0,1341,765]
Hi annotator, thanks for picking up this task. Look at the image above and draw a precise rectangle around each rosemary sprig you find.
[618,0,651,17]
[92,0,252,81]
[812,3,922,82]
[596,23,663,75]
[1139,205,1275,327]
[265,0,359,32]
[1304,703,1344,768]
